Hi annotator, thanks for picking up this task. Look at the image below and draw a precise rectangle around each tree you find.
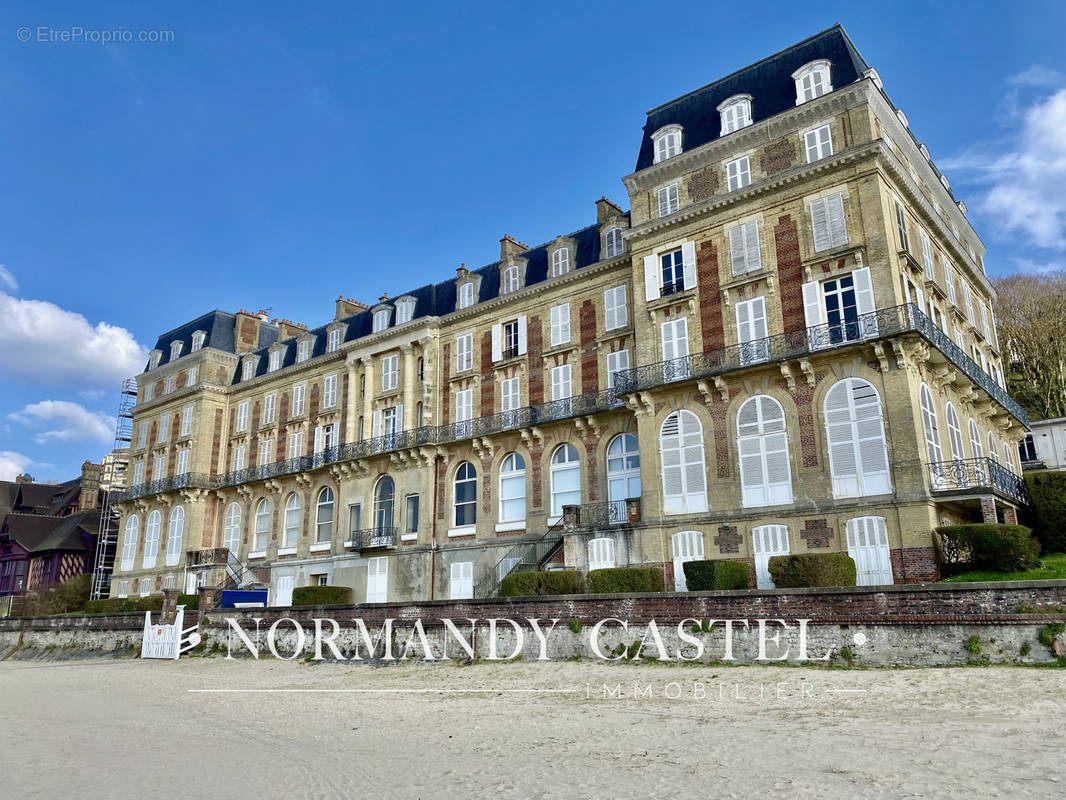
[992,272,1066,421]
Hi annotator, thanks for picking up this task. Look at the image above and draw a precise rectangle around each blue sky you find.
[1,0,1064,481]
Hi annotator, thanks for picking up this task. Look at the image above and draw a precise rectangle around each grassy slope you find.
[942,551,1066,583]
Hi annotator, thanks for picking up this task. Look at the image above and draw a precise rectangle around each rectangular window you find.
[804,125,832,162]
[297,340,310,362]
[263,392,276,424]
[606,349,630,393]
[117,580,129,598]
[726,156,751,191]
[158,414,170,443]
[728,220,762,275]
[735,297,769,364]
[894,201,909,252]
[259,438,273,465]
[500,377,521,412]
[603,286,628,331]
[348,504,361,539]
[455,389,473,436]
[180,405,193,436]
[660,249,685,295]
[154,455,165,480]
[236,401,249,433]
[660,318,690,379]
[138,420,148,449]
[549,304,571,346]
[920,231,935,280]
[550,364,572,401]
[133,461,144,486]
[269,350,280,372]
[165,376,175,395]
[232,445,246,472]
[382,355,399,391]
[187,366,197,386]
[292,383,306,416]
[456,333,473,371]
[323,374,337,408]
[502,320,520,358]
[980,303,991,340]
[657,183,679,217]
[405,495,419,534]
[144,384,153,402]
[449,561,473,600]
[963,283,975,326]
[810,193,848,252]
[381,407,399,438]
[176,449,189,475]
[327,329,340,353]
[287,431,304,459]
[945,263,957,305]
[241,361,254,381]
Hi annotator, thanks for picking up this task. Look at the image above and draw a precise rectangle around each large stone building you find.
[109,26,1029,604]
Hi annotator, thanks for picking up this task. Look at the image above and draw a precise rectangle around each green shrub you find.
[1039,622,1065,647]
[586,567,664,594]
[965,635,982,655]
[292,585,353,606]
[499,570,584,597]
[1023,473,1066,554]
[682,560,750,591]
[767,554,857,588]
[177,593,199,610]
[936,524,1041,573]
[82,595,164,614]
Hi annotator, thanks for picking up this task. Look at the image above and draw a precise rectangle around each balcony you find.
[571,499,639,528]
[348,527,396,550]
[927,457,1029,504]
[660,279,687,297]
[613,303,1029,427]
[110,472,213,503]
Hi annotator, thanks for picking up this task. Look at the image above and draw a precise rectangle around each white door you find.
[184,572,198,594]
[660,318,690,381]
[846,517,894,586]
[450,561,473,600]
[736,297,769,365]
[587,538,616,572]
[752,525,790,589]
[671,530,704,592]
[274,575,294,607]
[366,557,389,602]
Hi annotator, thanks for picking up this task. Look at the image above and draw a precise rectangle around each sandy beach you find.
[1,658,1063,799]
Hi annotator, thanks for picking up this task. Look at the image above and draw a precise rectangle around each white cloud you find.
[0,292,148,386]
[940,87,1066,251]
[0,265,16,293]
[9,400,114,445]
[1009,66,1064,87]
[0,450,34,481]
[1011,257,1066,276]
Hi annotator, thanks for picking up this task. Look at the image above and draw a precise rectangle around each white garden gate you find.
[140,606,200,660]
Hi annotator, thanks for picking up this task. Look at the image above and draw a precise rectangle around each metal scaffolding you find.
[89,378,137,600]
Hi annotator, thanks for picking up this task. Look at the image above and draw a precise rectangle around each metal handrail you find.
[475,520,565,599]
[577,499,631,528]
[927,457,1029,504]
[349,527,397,549]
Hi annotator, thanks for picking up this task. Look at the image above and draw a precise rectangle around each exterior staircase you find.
[476,521,565,598]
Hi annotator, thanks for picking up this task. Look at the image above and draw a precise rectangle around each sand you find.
[1,658,1063,799]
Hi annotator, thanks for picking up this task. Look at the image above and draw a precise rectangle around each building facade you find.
[110,26,1029,604]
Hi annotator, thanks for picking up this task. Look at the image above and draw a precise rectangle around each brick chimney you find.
[273,318,307,340]
[336,296,369,320]
[499,234,529,261]
[15,473,33,484]
[79,461,102,511]
[596,196,624,223]
[234,309,261,354]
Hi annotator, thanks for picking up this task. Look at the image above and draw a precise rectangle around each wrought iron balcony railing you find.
[927,457,1029,504]
[349,527,396,550]
[660,279,687,297]
[110,472,214,503]
[575,499,632,528]
[612,303,1029,426]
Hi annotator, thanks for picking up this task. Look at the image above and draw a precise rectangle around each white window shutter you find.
[745,222,761,271]
[644,255,659,301]
[824,385,859,497]
[314,425,323,454]
[517,315,528,354]
[802,280,826,349]
[395,403,404,432]
[372,410,383,438]
[828,193,848,247]
[810,198,830,252]
[729,227,745,275]
[852,267,875,315]
[915,286,926,316]
[681,241,697,289]
[491,324,502,362]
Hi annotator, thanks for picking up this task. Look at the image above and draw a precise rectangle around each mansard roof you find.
[148,310,279,371]
[634,24,869,171]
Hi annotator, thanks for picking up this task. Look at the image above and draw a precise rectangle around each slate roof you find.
[0,511,97,554]
[634,24,869,172]
[148,310,279,372]
[0,479,81,516]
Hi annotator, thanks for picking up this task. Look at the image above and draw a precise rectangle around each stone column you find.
[161,589,178,623]
[980,496,998,524]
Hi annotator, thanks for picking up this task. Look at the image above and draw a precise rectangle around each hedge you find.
[177,593,200,610]
[682,560,750,591]
[499,570,584,597]
[82,595,165,614]
[935,524,1041,573]
[767,554,857,588]
[292,585,353,606]
[1023,472,1066,554]
[586,567,664,594]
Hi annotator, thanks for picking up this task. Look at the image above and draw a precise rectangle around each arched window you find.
[737,396,793,507]
[550,444,582,518]
[142,510,161,569]
[717,94,753,136]
[588,537,616,572]
[988,431,1000,465]
[499,453,526,523]
[919,383,943,463]
[253,498,270,554]
[502,264,521,293]
[165,505,184,567]
[671,530,705,591]
[316,487,334,544]
[792,60,832,104]
[551,247,570,277]
[121,514,139,571]
[969,419,984,459]
[222,502,241,555]
[945,403,965,461]
[652,125,682,163]
[659,410,708,513]
[374,477,395,531]
[604,227,624,258]
[283,494,300,549]
[606,434,641,523]
[823,378,891,498]
[454,462,477,527]
[458,282,475,309]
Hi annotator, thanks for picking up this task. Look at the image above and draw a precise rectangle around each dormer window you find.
[895,108,909,128]
[652,126,682,164]
[191,330,206,352]
[327,329,340,353]
[148,350,162,370]
[296,339,310,363]
[395,296,416,324]
[242,357,257,381]
[604,227,624,259]
[373,307,392,331]
[792,60,832,104]
[502,264,521,294]
[269,349,281,372]
[458,283,475,309]
[550,247,571,277]
[717,95,752,136]
[170,341,183,361]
